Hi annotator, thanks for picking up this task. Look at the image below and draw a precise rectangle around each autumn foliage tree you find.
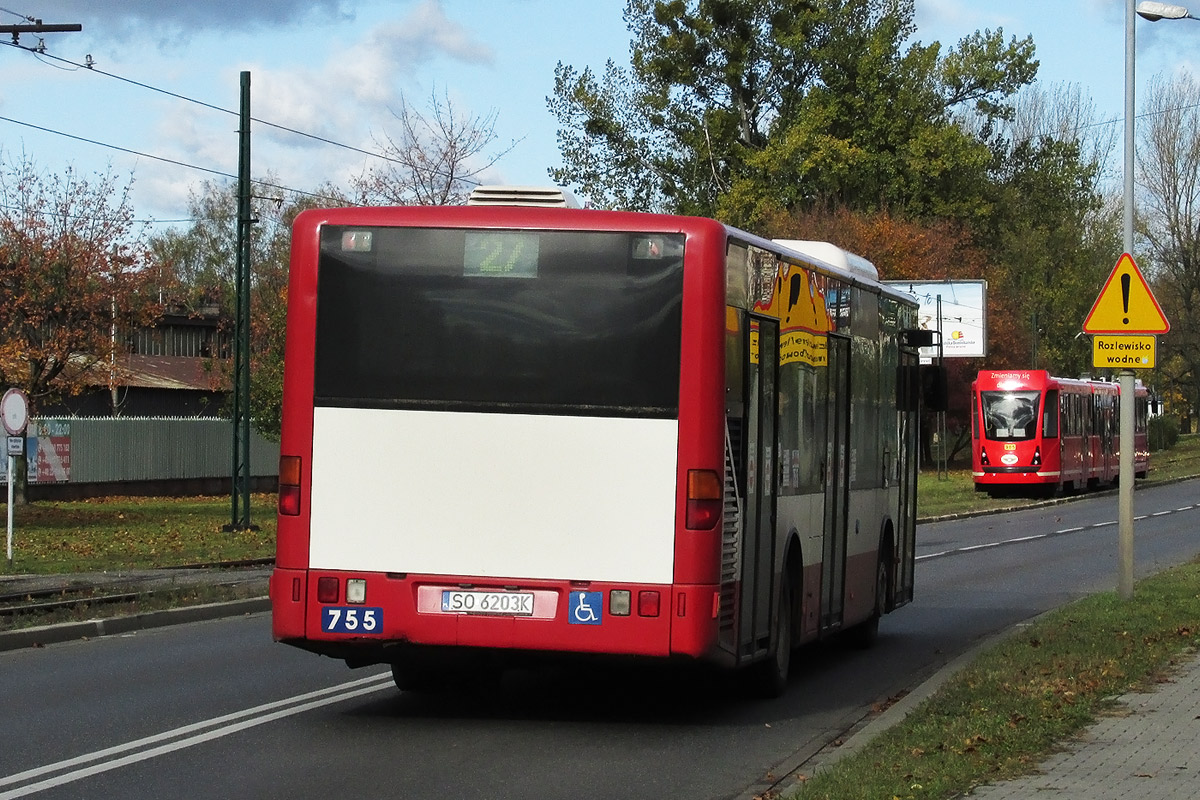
[0,156,160,501]
[0,156,160,412]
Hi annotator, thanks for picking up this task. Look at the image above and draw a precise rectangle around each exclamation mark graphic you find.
[1121,273,1131,325]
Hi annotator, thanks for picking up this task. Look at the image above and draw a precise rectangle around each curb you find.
[0,596,271,652]
[915,472,1200,526]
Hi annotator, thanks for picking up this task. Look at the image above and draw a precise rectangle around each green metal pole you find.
[227,70,255,531]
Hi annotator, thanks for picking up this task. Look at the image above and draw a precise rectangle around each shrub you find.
[1149,414,1179,451]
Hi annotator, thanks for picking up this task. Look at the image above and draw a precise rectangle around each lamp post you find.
[1136,1,1199,21]
[1115,1,1195,599]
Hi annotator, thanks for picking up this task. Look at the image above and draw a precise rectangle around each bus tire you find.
[747,570,794,699]
[846,556,888,649]
[391,662,448,693]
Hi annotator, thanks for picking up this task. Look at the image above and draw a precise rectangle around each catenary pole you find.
[227,71,255,531]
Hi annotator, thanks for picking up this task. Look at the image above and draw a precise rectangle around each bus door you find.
[894,349,919,606]
[821,334,851,631]
[738,317,779,661]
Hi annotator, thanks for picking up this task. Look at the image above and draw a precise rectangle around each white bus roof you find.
[771,239,880,282]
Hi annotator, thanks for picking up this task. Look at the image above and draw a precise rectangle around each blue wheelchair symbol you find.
[568,591,603,625]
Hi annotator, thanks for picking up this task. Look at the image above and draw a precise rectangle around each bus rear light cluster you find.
[608,590,660,617]
[638,591,661,617]
[278,455,302,516]
[610,590,631,616]
[317,576,339,603]
[346,579,367,604]
[686,469,722,529]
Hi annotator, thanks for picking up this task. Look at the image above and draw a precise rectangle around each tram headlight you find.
[1032,447,1042,467]
[980,446,990,466]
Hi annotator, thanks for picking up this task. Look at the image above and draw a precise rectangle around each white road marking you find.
[0,673,393,799]
[916,499,1195,563]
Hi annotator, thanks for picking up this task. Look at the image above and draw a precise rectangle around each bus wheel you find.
[747,572,793,699]
[846,558,887,649]
[391,662,450,693]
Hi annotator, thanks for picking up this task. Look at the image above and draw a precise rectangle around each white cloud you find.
[129,1,493,216]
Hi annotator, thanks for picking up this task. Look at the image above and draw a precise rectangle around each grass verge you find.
[786,559,1200,800]
[917,432,1200,519]
[0,494,276,574]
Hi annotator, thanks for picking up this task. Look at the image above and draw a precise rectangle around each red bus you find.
[971,370,1149,497]
[270,188,928,696]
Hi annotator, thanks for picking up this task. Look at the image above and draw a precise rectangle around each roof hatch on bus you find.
[466,185,582,208]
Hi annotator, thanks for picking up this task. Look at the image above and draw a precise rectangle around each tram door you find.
[739,318,779,659]
[821,334,851,631]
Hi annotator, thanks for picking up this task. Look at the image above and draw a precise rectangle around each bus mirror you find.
[921,365,948,412]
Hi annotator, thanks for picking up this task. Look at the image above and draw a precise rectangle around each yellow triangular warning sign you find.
[1082,253,1170,334]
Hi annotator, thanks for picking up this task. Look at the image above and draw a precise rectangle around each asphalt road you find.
[1,480,1197,800]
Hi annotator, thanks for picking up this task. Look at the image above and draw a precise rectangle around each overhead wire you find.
[0,38,480,192]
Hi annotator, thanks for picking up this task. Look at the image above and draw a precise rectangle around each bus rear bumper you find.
[271,569,722,666]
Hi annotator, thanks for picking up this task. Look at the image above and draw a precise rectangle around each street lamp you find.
[1116,0,1195,599]
[1136,1,1199,21]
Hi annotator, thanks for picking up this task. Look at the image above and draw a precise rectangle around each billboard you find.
[886,280,988,361]
[0,420,71,484]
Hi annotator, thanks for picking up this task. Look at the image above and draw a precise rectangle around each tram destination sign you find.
[1092,334,1156,369]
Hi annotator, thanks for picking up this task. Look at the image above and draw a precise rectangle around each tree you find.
[150,178,345,440]
[946,81,1120,380]
[764,204,994,463]
[1137,72,1200,429]
[0,155,160,500]
[351,89,518,206]
[548,0,1036,223]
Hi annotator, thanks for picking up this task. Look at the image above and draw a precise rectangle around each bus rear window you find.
[313,226,685,417]
[980,390,1041,440]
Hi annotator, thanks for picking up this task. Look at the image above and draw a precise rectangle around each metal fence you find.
[2,417,278,486]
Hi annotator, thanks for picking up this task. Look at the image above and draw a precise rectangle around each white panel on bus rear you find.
[308,408,679,584]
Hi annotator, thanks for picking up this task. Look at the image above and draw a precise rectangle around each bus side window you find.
[1043,390,1060,438]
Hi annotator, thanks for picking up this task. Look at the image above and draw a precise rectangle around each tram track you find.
[0,560,273,625]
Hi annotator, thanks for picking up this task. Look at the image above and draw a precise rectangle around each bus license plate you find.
[441,590,535,616]
[321,606,383,634]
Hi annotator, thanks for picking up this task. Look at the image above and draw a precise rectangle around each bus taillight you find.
[686,469,721,530]
[279,455,302,516]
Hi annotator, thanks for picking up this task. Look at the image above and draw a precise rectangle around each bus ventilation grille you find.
[719,419,742,648]
[466,185,582,208]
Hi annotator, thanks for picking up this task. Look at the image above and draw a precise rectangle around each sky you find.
[0,0,1197,229]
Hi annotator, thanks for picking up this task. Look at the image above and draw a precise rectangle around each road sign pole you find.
[1118,370,1135,599]
[6,454,13,570]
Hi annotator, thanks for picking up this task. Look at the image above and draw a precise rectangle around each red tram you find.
[971,370,1149,497]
